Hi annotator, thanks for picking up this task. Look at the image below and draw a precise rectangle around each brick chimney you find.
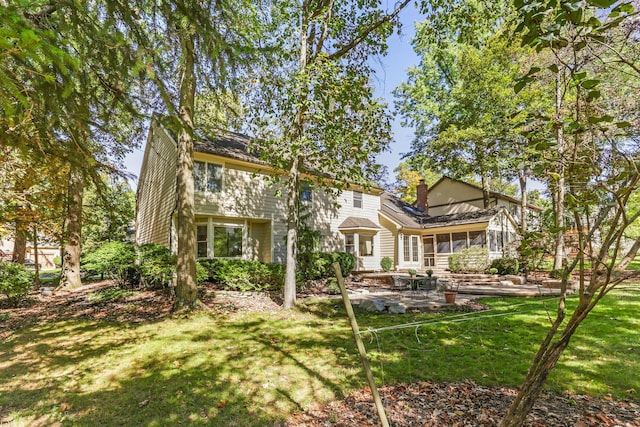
[416,179,428,213]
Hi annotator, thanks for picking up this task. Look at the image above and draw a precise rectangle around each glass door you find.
[423,236,435,267]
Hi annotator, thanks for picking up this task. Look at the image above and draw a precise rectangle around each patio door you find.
[423,236,435,267]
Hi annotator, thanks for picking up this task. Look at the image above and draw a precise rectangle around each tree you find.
[499,1,640,425]
[392,160,440,202]
[82,177,135,252]
[398,1,556,238]
[245,0,409,308]
[2,1,145,289]
[395,2,547,212]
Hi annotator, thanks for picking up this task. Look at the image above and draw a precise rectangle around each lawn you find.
[1,284,638,426]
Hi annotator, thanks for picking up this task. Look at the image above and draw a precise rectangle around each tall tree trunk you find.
[282,2,310,309]
[33,224,40,287]
[60,166,83,289]
[12,220,27,264]
[173,29,200,311]
[481,173,491,208]
[284,156,301,309]
[518,170,528,235]
[553,70,566,270]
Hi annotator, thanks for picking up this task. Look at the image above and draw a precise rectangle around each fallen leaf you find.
[217,400,227,408]
[138,399,149,408]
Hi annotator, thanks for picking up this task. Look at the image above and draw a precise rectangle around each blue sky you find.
[123,3,424,189]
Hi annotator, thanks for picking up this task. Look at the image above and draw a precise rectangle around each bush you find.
[52,256,62,268]
[81,242,137,286]
[380,256,392,272]
[198,258,285,292]
[490,257,520,275]
[448,247,489,273]
[297,251,356,280]
[196,261,208,285]
[137,244,176,289]
[549,268,572,280]
[0,261,34,307]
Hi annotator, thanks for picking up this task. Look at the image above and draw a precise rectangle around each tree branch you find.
[327,0,411,60]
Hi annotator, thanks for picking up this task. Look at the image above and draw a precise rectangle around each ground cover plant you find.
[0,282,638,426]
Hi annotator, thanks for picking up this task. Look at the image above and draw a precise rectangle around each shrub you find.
[52,256,62,268]
[137,244,176,289]
[195,261,208,285]
[0,261,34,307]
[488,267,498,275]
[198,258,285,292]
[490,257,520,275]
[380,256,392,272]
[549,268,572,280]
[448,247,489,273]
[81,242,137,286]
[297,251,356,280]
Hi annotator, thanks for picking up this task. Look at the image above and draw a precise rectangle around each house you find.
[135,118,385,271]
[135,119,526,273]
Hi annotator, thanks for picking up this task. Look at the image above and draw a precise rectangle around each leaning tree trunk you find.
[500,285,598,426]
[617,237,640,270]
[173,29,200,311]
[60,166,84,289]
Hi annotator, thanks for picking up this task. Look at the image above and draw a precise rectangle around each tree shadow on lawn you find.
[1,289,638,426]
[0,309,366,426]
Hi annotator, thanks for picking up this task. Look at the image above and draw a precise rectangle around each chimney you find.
[416,179,428,213]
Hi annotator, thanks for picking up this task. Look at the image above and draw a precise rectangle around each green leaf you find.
[548,64,559,73]
[514,81,527,94]
[616,121,632,128]
[580,79,600,89]
[587,0,618,7]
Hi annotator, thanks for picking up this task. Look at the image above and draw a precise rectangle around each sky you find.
[123,3,424,190]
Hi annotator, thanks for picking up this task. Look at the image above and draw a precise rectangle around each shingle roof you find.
[338,217,380,230]
[421,207,501,229]
[380,192,502,229]
[194,130,266,166]
[379,193,427,229]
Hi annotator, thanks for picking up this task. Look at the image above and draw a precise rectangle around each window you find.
[197,225,208,258]
[213,226,243,257]
[359,234,374,257]
[436,233,451,253]
[403,236,410,261]
[469,230,486,248]
[489,230,505,252]
[300,182,312,202]
[194,161,222,193]
[353,191,363,208]
[411,236,419,262]
[345,233,355,254]
[452,232,468,253]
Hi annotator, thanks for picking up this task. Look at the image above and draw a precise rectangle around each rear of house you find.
[135,118,385,271]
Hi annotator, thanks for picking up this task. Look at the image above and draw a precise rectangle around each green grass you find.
[1,285,639,426]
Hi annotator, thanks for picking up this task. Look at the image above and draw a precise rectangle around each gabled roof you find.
[430,176,543,211]
[380,192,510,230]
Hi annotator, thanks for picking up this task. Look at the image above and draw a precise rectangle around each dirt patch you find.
[0,280,282,340]
[285,380,640,427]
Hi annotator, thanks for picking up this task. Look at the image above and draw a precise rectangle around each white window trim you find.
[194,160,224,194]
[196,218,246,259]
